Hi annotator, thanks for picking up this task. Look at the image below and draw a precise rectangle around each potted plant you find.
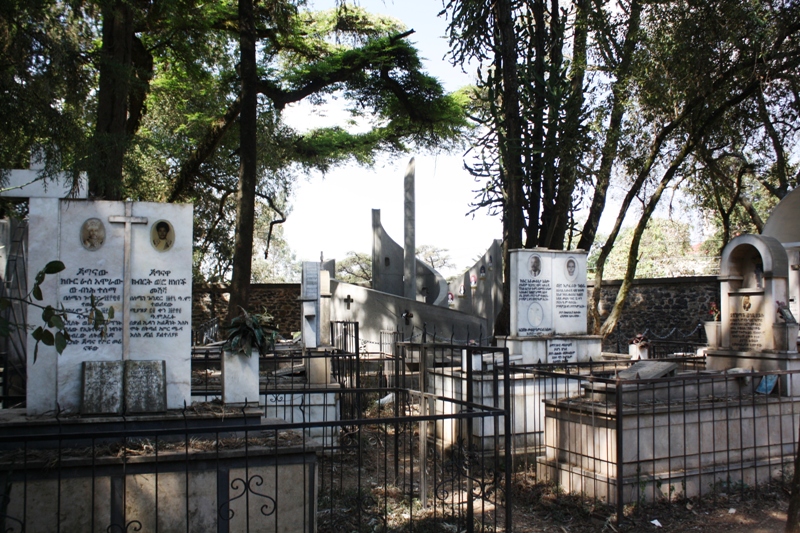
[221,308,278,405]
[628,333,649,359]
[704,302,722,348]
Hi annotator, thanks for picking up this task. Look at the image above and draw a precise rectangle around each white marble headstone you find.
[510,249,588,337]
[27,199,193,414]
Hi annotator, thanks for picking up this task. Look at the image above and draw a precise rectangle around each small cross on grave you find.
[108,201,148,359]
[344,294,354,310]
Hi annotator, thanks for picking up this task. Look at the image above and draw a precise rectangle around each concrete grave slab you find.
[617,361,678,381]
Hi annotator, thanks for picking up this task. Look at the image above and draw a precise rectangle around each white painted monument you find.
[26,199,193,415]
[762,186,800,332]
[499,249,601,364]
[300,261,321,349]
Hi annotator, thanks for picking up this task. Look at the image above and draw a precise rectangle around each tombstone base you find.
[706,349,800,395]
[81,360,168,415]
[124,360,167,413]
[81,361,124,415]
[305,346,333,385]
[221,350,262,406]
[497,335,602,365]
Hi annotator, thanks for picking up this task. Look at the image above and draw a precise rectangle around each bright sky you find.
[281,0,502,276]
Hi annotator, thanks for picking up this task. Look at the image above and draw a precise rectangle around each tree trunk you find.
[546,0,588,249]
[89,0,134,200]
[599,140,693,338]
[226,0,258,323]
[524,0,547,248]
[577,0,641,252]
[493,0,525,335]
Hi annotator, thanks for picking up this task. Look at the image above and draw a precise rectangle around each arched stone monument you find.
[707,233,799,379]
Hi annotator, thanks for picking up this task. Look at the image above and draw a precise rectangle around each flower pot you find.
[221,349,261,405]
[704,321,721,348]
[773,322,799,353]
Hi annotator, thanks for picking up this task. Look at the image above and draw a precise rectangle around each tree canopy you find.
[443,0,800,336]
[1,0,470,320]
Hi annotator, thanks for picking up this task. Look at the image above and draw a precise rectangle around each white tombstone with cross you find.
[25,197,193,415]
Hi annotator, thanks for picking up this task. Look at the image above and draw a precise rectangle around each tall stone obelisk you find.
[403,158,416,300]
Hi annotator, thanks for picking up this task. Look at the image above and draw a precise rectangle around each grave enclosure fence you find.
[0,398,511,533]
[5,321,800,531]
[366,346,800,526]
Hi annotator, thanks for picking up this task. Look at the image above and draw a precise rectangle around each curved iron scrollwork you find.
[218,475,277,521]
[434,438,497,502]
[1,512,25,533]
[106,520,142,532]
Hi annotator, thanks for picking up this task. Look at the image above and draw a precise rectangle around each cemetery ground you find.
[315,416,791,532]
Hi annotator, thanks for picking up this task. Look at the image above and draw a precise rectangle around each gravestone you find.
[707,234,799,385]
[762,186,800,325]
[26,199,193,415]
[717,234,790,352]
[300,261,321,349]
[499,249,600,364]
[1,155,88,200]
[510,249,588,336]
[80,361,124,415]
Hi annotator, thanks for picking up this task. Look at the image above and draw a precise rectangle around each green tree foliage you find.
[444,0,800,337]
[588,219,715,279]
[0,0,94,180]
[2,1,469,320]
[0,260,110,361]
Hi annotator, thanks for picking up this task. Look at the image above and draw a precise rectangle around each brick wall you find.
[192,283,301,339]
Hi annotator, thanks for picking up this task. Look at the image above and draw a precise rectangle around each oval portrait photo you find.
[80,218,106,251]
[565,256,578,281]
[151,220,174,252]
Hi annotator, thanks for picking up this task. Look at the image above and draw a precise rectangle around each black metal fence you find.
[0,388,510,532]
[511,362,799,524]
[609,323,708,357]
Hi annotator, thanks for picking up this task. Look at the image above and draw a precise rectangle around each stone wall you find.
[192,284,301,339]
[191,276,720,351]
[590,276,720,352]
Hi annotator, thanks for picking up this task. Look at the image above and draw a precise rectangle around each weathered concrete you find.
[536,371,800,504]
[1,435,318,533]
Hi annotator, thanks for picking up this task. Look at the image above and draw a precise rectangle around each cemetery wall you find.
[192,283,301,338]
[589,275,719,350]
[190,276,719,349]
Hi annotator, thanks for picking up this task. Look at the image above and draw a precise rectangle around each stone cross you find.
[344,294,354,310]
[108,201,148,359]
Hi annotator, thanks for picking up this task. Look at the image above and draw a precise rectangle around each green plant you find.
[223,307,278,356]
[0,260,111,361]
